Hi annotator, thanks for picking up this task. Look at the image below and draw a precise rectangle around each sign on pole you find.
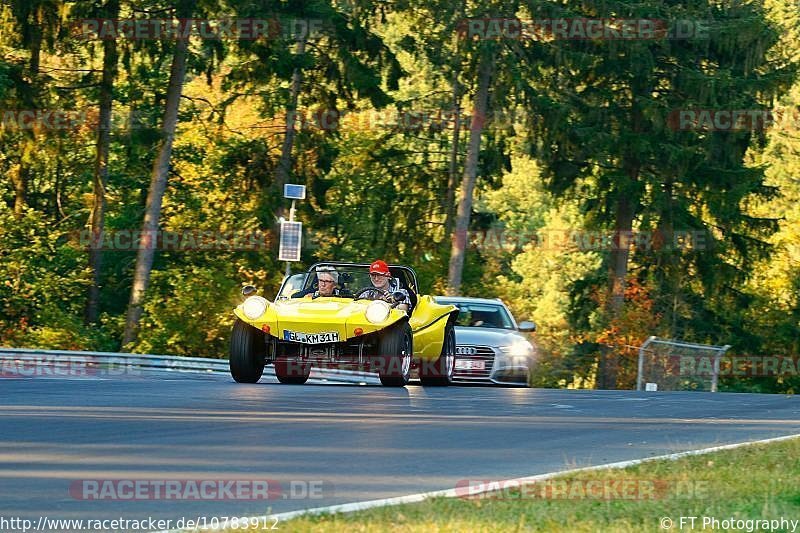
[278,221,302,261]
[283,184,306,200]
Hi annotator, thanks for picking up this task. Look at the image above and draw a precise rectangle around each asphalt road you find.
[2,368,800,531]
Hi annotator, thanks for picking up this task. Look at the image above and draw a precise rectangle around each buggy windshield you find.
[301,265,375,295]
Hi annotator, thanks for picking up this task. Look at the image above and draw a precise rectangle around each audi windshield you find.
[435,300,515,330]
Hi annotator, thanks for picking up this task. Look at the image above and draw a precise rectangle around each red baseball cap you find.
[369,260,390,275]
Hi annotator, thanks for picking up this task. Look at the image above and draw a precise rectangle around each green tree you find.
[81,0,121,324]
[523,1,796,387]
[226,0,402,224]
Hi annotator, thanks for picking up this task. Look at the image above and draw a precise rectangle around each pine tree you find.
[521,0,797,387]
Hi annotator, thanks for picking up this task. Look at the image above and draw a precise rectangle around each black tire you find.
[274,358,311,384]
[419,325,455,386]
[377,322,413,387]
[229,319,266,383]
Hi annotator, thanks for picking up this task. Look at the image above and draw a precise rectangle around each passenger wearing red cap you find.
[362,260,411,312]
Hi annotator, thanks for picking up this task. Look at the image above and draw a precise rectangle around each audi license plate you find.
[455,359,485,370]
[283,330,340,344]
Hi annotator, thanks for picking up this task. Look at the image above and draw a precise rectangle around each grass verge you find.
[244,436,800,532]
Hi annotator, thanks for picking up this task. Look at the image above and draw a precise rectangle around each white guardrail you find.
[0,347,380,384]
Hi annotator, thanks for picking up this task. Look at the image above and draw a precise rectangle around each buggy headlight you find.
[365,300,391,324]
[242,296,268,320]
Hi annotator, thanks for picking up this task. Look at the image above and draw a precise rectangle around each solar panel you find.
[283,184,306,200]
[278,221,303,261]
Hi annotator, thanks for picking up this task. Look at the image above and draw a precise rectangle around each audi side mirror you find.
[241,285,257,297]
[518,320,536,332]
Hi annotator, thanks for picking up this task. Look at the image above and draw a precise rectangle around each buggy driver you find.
[359,260,412,312]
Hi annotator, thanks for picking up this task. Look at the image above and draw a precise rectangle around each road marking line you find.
[157,431,800,532]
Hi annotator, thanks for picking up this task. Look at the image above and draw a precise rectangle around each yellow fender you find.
[409,295,458,361]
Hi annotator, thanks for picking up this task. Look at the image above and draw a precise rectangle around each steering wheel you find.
[353,287,402,307]
[312,287,352,300]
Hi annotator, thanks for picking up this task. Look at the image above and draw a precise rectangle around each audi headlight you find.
[365,300,391,324]
[501,340,534,358]
[242,296,268,320]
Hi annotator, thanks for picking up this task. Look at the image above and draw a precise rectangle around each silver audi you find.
[433,296,537,386]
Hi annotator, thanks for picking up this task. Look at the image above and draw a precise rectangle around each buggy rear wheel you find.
[419,325,455,386]
[275,358,311,384]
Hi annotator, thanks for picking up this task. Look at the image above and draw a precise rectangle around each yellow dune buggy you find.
[229,262,458,387]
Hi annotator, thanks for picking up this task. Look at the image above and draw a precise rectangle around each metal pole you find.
[711,345,731,393]
[637,336,655,391]
[283,199,297,279]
